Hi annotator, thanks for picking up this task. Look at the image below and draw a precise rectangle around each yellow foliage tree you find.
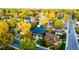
[39,19,48,26]
[64,14,69,22]
[72,20,76,24]
[44,11,49,17]
[17,21,31,33]
[49,12,56,20]
[54,19,64,28]
[0,21,9,36]
[7,19,16,27]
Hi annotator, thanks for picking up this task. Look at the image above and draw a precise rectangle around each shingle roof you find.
[44,33,59,42]
[32,26,46,35]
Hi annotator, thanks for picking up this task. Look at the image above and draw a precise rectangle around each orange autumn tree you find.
[17,21,32,39]
[17,21,31,33]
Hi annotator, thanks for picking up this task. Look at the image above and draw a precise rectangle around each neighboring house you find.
[30,17,38,27]
[47,21,53,29]
[31,18,37,24]
[55,28,65,35]
[12,38,20,48]
[31,26,46,39]
[24,16,30,23]
[44,33,59,42]
[75,21,79,43]
[44,33,62,49]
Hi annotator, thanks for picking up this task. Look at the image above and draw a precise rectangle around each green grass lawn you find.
[37,39,66,50]
[57,42,66,50]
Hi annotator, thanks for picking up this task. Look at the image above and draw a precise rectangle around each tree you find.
[54,19,64,28]
[0,21,9,36]
[75,27,79,34]
[72,20,76,24]
[20,37,36,50]
[49,12,56,20]
[64,14,69,22]
[0,21,9,46]
[7,19,16,27]
[17,21,31,33]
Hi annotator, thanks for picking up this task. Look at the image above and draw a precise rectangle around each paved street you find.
[66,16,79,50]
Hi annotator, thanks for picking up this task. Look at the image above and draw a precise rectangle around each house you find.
[44,33,59,42]
[31,26,46,39]
[47,21,53,29]
[55,28,65,35]
[30,17,38,27]
[24,16,30,23]
[43,33,62,49]
[12,38,20,48]
[31,18,37,24]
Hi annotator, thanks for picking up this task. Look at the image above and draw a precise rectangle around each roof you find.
[44,33,59,42]
[56,28,64,32]
[56,28,63,30]
[13,38,20,48]
[31,19,37,24]
[32,26,46,35]
[25,17,30,20]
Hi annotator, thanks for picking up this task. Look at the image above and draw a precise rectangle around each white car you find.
[76,21,79,27]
